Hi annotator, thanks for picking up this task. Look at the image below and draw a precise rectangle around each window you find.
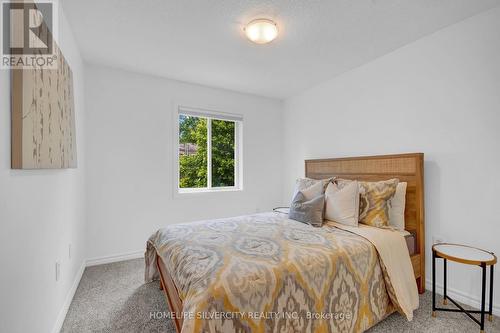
[176,107,242,193]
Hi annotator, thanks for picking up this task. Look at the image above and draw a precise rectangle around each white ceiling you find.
[62,0,500,99]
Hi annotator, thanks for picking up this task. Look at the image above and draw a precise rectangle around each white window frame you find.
[173,105,243,196]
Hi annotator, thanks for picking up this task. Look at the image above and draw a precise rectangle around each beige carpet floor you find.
[61,258,499,333]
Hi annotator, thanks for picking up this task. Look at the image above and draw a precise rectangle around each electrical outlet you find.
[55,262,61,282]
[68,244,72,260]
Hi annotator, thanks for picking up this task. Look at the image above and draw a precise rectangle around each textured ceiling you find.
[62,0,500,99]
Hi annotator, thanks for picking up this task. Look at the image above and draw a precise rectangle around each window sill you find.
[175,187,243,198]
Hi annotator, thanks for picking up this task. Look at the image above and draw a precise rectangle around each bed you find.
[145,153,425,333]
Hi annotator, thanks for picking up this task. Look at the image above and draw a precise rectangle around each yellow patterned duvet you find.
[145,212,400,333]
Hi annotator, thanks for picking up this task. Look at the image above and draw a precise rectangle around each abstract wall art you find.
[11,43,77,169]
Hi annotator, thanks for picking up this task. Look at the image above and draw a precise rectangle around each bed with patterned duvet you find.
[145,212,418,333]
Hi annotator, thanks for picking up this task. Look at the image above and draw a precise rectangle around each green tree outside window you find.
[179,115,236,189]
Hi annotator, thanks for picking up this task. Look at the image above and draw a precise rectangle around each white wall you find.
[282,7,500,313]
[0,5,86,333]
[85,65,283,261]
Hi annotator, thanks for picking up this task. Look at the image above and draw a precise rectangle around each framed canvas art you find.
[11,43,77,169]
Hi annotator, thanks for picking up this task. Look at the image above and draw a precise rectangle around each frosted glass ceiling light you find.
[244,19,278,44]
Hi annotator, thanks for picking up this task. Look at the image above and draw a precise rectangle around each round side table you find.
[432,243,497,332]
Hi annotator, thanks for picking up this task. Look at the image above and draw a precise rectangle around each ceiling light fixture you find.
[244,19,278,44]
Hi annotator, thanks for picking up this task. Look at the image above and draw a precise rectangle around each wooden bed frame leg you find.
[159,280,164,290]
[417,277,425,294]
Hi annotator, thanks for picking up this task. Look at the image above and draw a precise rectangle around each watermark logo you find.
[148,311,351,321]
[1,0,58,69]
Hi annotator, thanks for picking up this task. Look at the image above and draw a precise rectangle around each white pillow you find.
[388,182,407,231]
[324,181,359,227]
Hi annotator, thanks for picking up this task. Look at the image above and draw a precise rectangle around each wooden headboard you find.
[305,153,425,293]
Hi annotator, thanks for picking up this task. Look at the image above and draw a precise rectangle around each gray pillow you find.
[288,191,325,227]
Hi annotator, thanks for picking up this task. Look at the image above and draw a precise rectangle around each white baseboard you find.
[425,278,499,316]
[51,261,86,333]
[86,250,144,267]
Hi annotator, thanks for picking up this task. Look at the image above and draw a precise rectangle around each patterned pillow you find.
[295,177,334,191]
[337,178,399,228]
[288,191,325,227]
[292,177,334,201]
